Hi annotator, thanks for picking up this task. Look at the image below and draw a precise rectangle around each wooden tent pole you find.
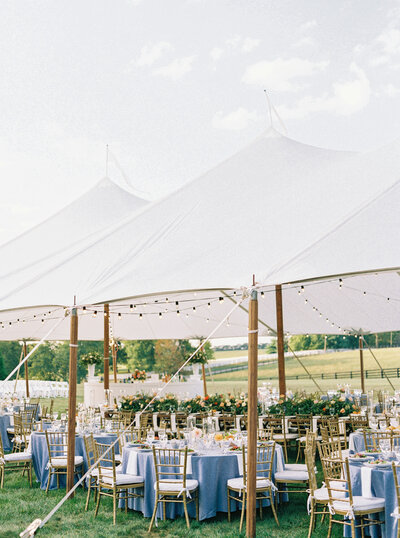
[67,307,78,494]
[104,304,110,391]
[246,286,258,538]
[359,337,365,393]
[13,348,24,394]
[201,363,207,397]
[275,284,286,397]
[112,341,117,384]
[23,341,29,398]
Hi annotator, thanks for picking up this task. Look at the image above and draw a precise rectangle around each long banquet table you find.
[120,443,287,521]
[0,415,12,451]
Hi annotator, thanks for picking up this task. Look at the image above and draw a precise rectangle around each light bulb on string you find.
[93,311,97,318]
[159,312,162,318]
[207,303,211,308]
[261,291,265,298]
[118,313,122,319]
[130,304,133,311]
[139,313,143,320]
[219,297,224,303]
[177,310,180,316]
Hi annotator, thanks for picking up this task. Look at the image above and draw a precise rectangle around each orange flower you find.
[340,408,345,413]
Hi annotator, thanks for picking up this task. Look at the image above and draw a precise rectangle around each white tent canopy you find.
[0,176,148,283]
[0,130,399,340]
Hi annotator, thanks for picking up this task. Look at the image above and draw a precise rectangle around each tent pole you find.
[275,284,286,397]
[201,363,207,397]
[23,341,29,398]
[359,336,365,393]
[104,304,110,391]
[13,348,24,393]
[112,341,117,384]
[246,286,258,538]
[67,307,78,494]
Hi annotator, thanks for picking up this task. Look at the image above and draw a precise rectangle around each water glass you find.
[147,429,155,444]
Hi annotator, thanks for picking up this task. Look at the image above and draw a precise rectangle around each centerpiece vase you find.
[88,363,96,380]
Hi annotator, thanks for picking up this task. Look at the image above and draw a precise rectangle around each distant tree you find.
[0,355,6,379]
[0,342,23,378]
[153,340,193,375]
[125,340,155,372]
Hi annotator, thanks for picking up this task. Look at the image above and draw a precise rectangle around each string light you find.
[93,311,97,318]
[118,313,122,319]
[158,312,162,318]
[130,304,133,311]
[177,310,180,316]
[139,313,143,319]
[219,297,224,303]
[261,291,265,298]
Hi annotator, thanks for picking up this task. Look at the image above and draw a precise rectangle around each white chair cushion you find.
[332,496,385,513]
[275,470,309,482]
[6,427,14,434]
[314,486,347,502]
[50,456,83,468]
[298,436,307,443]
[227,477,274,490]
[102,473,144,486]
[156,479,198,492]
[115,454,122,463]
[274,433,299,440]
[285,463,307,471]
[342,449,350,458]
[4,451,32,462]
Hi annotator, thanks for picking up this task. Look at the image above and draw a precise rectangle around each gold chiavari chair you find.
[0,429,32,488]
[325,416,347,450]
[175,412,188,431]
[258,427,274,442]
[286,431,316,473]
[149,447,199,531]
[363,430,392,451]
[305,446,328,537]
[295,414,313,463]
[139,412,153,430]
[227,442,279,532]
[391,462,400,537]
[219,414,236,432]
[158,412,172,431]
[318,439,344,460]
[238,415,248,431]
[321,456,385,538]
[94,442,144,525]
[262,415,298,461]
[45,431,84,493]
[83,434,98,511]
[350,414,369,431]
[119,410,134,429]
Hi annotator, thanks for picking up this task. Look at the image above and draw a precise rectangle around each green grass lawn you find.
[0,450,342,538]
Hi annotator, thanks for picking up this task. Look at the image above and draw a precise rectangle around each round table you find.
[30,431,118,490]
[349,432,365,453]
[120,443,286,521]
[347,460,397,538]
[0,415,12,451]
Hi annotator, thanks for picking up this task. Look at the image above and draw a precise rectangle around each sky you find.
[1,0,400,245]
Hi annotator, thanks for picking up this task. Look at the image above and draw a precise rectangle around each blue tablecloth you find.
[121,444,285,521]
[346,461,397,538]
[349,432,366,453]
[30,432,118,490]
[0,415,11,451]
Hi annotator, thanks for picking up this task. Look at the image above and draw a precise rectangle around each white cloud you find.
[241,37,261,53]
[137,41,173,67]
[210,47,224,62]
[153,56,195,81]
[378,83,400,97]
[299,20,317,32]
[377,28,400,55]
[277,63,371,119]
[293,36,315,48]
[242,57,328,92]
[212,107,259,130]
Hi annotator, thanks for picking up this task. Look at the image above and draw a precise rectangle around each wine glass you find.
[159,431,168,448]
[147,429,155,444]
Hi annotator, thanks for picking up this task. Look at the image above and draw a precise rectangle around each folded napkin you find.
[237,453,246,476]
[258,417,264,430]
[361,466,372,498]
[126,449,138,475]
[179,453,192,474]
[153,413,158,431]
[312,417,318,434]
[276,448,284,472]
[135,413,141,429]
[170,414,177,432]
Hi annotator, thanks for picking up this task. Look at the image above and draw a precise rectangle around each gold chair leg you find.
[94,489,101,518]
[125,489,128,513]
[85,480,91,511]
[351,518,356,538]
[239,491,246,533]
[296,442,301,463]
[196,490,199,521]
[327,515,333,538]
[148,498,159,532]
[227,488,231,522]
[307,503,315,538]
[270,491,279,527]
[113,488,117,525]
[183,496,190,529]
[45,470,51,494]
[163,499,166,521]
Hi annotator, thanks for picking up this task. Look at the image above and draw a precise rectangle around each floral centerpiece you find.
[130,369,147,382]
[81,351,103,380]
